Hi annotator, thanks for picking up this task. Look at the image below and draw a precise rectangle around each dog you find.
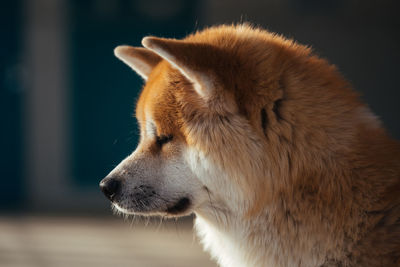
[99,24,400,266]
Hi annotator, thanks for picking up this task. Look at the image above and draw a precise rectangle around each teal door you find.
[0,1,24,210]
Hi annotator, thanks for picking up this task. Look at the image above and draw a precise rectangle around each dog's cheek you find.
[161,153,204,199]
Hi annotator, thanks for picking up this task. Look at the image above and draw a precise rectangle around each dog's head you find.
[100,25,354,218]
[99,26,283,218]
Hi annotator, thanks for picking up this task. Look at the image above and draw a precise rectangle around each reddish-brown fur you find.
[120,24,400,266]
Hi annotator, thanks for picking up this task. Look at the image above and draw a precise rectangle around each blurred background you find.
[1,0,399,266]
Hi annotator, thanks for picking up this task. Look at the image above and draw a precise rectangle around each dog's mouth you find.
[112,196,192,217]
[165,197,191,215]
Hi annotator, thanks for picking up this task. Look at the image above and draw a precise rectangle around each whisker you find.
[156,216,164,232]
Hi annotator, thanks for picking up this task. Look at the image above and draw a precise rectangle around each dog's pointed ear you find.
[142,37,215,100]
[114,46,162,80]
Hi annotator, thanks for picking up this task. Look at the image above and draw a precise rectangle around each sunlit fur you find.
[109,24,400,266]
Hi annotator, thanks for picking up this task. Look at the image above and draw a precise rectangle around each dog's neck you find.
[194,201,332,267]
[194,212,259,267]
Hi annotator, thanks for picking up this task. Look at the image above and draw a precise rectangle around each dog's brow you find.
[146,119,157,137]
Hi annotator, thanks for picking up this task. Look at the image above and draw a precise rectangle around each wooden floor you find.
[0,215,216,267]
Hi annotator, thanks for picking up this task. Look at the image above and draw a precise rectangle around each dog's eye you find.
[156,134,173,147]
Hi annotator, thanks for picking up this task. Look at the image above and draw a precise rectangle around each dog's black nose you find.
[99,177,120,201]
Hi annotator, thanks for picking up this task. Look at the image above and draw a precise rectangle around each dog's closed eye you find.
[156,134,173,147]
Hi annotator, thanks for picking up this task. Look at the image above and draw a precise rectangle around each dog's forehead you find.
[136,62,167,120]
[136,61,181,135]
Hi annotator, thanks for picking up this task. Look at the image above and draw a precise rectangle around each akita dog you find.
[100,24,400,266]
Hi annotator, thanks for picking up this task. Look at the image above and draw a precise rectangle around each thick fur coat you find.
[100,25,400,266]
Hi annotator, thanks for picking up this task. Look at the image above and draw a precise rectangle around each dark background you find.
[1,0,399,213]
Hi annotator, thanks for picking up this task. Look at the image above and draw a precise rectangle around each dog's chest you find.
[194,216,265,267]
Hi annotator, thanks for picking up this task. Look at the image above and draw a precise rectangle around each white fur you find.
[184,147,268,267]
[145,110,156,137]
[195,216,251,267]
[107,142,205,216]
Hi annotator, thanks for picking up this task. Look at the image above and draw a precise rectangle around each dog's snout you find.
[99,177,120,201]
